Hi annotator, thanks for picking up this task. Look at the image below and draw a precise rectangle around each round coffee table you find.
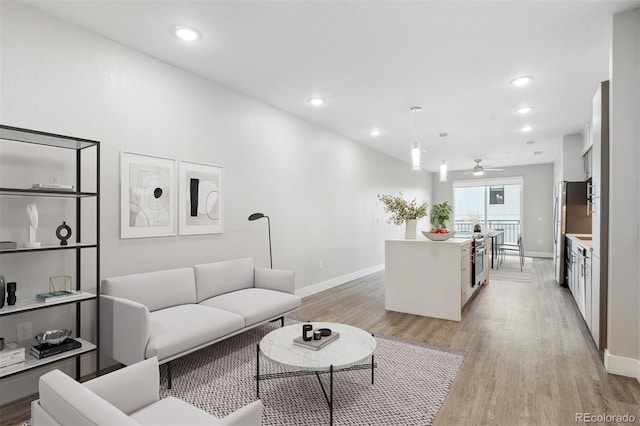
[256,322,376,425]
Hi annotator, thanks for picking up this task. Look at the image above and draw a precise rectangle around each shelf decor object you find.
[120,151,176,239]
[55,222,72,245]
[0,124,100,381]
[24,203,41,248]
[178,160,224,235]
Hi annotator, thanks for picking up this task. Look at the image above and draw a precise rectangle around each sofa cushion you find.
[199,288,301,327]
[193,258,254,302]
[146,304,244,360]
[38,369,137,425]
[102,268,196,312]
[131,397,221,425]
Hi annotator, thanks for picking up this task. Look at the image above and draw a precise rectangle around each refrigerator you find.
[553,181,592,285]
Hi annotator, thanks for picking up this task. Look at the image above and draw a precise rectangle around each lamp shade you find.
[439,161,448,182]
[248,213,265,221]
[411,143,421,171]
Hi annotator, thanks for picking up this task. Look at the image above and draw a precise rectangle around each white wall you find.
[432,163,554,257]
[0,2,432,403]
[605,7,640,382]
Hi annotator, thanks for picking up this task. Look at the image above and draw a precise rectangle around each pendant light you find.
[439,132,448,182]
[410,106,422,171]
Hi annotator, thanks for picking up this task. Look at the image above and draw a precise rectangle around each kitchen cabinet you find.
[572,244,586,319]
[385,237,480,321]
[589,80,609,350]
[566,234,602,347]
[461,241,473,306]
[591,254,601,346]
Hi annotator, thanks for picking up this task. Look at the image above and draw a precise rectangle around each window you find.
[453,177,523,243]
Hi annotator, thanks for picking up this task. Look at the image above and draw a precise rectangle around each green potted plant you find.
[424,201,455,241]
[430,201,453,230]
[377,192,428,239]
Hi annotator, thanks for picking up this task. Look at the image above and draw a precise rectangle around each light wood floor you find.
[2,258,640,425]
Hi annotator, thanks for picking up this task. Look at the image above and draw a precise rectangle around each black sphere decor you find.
[56,222,72,246]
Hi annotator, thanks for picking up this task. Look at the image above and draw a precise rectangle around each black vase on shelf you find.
[7,282,16,306]
[0,275,5,308]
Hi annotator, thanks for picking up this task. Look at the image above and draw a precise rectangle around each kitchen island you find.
[384,236,485,321]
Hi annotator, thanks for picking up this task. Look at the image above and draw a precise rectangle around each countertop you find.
[566,233,593,249]
[387,236,473,244]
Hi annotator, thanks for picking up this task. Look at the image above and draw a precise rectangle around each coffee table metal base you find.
[256,343,376,425]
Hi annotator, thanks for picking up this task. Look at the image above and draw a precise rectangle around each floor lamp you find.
[248,212,272,269]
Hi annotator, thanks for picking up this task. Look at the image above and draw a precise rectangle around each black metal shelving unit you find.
[0,124,100,380]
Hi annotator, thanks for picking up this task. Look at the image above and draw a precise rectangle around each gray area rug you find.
[159,317,465,425]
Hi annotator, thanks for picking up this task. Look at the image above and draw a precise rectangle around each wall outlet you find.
[318,260,323,269]
[17,321,32,341]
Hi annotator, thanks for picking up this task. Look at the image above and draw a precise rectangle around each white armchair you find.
[31,357,263,425]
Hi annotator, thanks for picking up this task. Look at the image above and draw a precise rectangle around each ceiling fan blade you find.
[484,168,504,172]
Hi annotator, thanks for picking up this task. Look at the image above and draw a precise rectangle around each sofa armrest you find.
[84,357,160,415]
[254,267,295,294]
[100,294,151,366]
[31,400,60,426]
[221,400,263,426]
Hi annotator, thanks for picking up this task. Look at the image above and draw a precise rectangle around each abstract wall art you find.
[178,160,224,235]
[120,151,176,238]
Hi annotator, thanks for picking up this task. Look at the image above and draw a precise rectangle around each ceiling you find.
[20,0,640,172]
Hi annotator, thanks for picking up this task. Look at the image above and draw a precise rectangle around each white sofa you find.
[100,258,300,386]
[31,357,263,425]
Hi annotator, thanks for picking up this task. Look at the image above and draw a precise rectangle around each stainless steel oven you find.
[473,236,486,287]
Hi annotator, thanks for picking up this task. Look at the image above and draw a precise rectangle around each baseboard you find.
[604,349,640,382]
[296,264,384,298]
[525,251,553,258]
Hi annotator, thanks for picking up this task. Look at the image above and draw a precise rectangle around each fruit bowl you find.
[422,230,456,241]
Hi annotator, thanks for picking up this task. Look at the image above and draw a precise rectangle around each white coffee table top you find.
[259,322,376,372]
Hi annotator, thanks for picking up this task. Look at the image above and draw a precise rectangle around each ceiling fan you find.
[465,159,504,176]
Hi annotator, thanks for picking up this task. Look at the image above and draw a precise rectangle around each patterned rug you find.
[490,255,533,283]
[159,317,466,425]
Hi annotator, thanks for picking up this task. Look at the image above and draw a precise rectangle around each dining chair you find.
[498,232,524,271]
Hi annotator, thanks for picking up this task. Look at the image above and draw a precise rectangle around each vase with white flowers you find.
[377,192,428,239]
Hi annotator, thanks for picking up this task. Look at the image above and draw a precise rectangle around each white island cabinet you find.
[384,237,478,321]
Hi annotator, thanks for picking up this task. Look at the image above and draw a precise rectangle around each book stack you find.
[30,338,81,359]
[31,183,74,191]
[293,332,340,351]
[37,290,83,303]
[0,342,26,369]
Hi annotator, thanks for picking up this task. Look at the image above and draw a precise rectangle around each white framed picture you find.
[178,160,224,235]
[120,151,177,239]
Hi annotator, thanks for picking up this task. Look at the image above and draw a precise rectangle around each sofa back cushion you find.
[194,258,254,302]
[39,369,138,425]
[102,268,196,312]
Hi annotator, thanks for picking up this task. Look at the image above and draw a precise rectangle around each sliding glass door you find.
[453,177,523,243]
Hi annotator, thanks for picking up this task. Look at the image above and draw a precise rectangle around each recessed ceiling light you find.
[517,106,533,114]
[308,97,325,106]
[174,26,201,42]
[370,128,380,137]
[521,125,533,132]
[511,76,533,87]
